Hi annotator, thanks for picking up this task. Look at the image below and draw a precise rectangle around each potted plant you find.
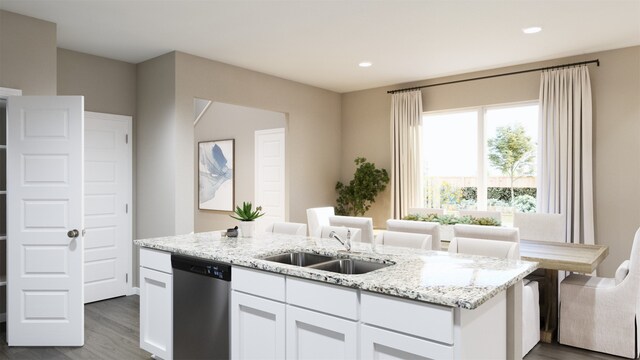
[335,157,390,216]
[230,202,265,237]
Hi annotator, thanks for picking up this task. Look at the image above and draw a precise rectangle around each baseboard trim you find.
[130,287,140,296]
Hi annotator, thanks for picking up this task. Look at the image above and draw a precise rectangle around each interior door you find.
[7,96,84,346]
[255,128,285,233]
[84,111,132,303]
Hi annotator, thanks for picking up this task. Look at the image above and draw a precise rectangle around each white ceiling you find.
[1,1,639,93]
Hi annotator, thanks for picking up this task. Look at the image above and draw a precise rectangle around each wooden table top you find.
[518,239,609,273]
[439,239,608,273]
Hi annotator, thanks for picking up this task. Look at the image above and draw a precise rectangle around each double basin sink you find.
[261,252,392,275]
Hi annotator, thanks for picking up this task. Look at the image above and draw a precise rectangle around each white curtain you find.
[390,90,423,219]
[538,65,594,245]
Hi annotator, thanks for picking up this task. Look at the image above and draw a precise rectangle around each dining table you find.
[437,237,609,343]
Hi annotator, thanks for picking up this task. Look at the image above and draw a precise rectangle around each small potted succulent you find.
[230,202,265,237]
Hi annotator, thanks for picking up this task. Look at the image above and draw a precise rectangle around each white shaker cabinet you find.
[231,267,286,360]
[285,305,358,360]
[361,324,453,360]
[231,291,286,359]
[139,248,173,360]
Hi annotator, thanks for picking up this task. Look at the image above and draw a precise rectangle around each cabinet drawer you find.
[232,267,285,302]
[140,247,172,274]
[286,277,358,320]
[361,292,454,344]
[361,324,453,360]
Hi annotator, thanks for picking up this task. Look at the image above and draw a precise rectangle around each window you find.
[422,102,539,219]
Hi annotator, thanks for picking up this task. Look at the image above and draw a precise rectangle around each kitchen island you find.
[135,231,537,360]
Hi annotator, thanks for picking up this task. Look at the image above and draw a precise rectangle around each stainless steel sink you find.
[307,259,392,274]
[261,252,335,266]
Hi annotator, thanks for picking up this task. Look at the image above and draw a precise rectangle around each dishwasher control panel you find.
[171,254,232,281]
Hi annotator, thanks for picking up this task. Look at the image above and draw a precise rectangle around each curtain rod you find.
[387,59,600,94]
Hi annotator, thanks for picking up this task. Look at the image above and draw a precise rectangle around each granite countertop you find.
[135,232,537,310]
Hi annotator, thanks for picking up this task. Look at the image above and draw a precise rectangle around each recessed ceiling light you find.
[522,26,542,34]
[358,61,372,68]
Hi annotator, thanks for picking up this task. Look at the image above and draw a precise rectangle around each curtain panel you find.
[538,65,594,245]
[390,90,423,219]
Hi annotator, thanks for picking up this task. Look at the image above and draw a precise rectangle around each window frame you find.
[422,100,539,211]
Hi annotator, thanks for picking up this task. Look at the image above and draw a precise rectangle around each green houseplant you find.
[335,157,390,216]
[230,202,265,237]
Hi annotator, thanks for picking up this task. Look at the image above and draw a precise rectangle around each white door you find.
[231,291,286,359]
[255,128,285,233]
[84,112,132,303]
[7,96,84,346]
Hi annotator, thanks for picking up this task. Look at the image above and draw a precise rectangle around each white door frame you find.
[84,111,134,300]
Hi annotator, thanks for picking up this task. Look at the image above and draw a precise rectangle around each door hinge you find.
[125,134,129,144]
[125,203,128,213]
[126,273,129,283]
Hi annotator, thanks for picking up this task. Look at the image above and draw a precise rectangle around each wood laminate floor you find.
[0,295,151,360]
[0,295,629,359]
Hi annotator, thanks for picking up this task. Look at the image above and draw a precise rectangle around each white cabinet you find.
[231,291,285,359]
[139,248,172,360]
[286,305,358,360]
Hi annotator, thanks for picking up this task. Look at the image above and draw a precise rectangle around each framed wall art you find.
[198,139,234,211]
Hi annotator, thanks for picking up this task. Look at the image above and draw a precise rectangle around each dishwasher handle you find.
[171,255,232,281]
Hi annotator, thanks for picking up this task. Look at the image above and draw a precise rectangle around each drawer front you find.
[361,292,454,344]
[286,277,358,320]
[140,247,172,274]
[232,267,285,302]
[361,324,453,360]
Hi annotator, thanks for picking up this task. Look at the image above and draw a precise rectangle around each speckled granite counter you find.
[135,232,537,310]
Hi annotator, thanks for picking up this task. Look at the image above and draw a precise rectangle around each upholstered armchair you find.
[329,215,374,243]
[376,231,432,250]
[559,227,640,358]
[306,207,335,237]
[386,219,441,250]
[265,222,307,236]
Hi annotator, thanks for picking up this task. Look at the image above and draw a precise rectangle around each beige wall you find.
[57,48,136,116]
[174,52,342,230]
[341,46,640,277]
[194,102,286,232]
[136,53,177,241]
[0,10,57,95]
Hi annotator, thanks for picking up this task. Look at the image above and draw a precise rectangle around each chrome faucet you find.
[328,229,351,252]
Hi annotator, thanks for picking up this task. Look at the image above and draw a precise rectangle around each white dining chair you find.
[513,212,565,242]
[407,207,444,216]
[329,215,374,243]
[453,224,519,242]
[265,222,307,236]
[559,227,640,358]
[448,236,540,355]
[386,219,441,250]
[319,225,362,243]
[376,231,432,250]
[458,210,502,223]
[306,207,335,238]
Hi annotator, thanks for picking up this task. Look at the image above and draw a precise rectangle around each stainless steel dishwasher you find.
[172,254,232,360]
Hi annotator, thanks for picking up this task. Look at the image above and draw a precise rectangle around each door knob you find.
[67,229,80,239]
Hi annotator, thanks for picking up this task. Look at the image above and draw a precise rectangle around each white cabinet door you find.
[231,291,285,359]
[140,267,172,360]
[286,305,358,360]
[361,324,453,360]
[7,96,85,346]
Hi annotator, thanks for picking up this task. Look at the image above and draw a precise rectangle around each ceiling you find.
[1,1,639,93]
